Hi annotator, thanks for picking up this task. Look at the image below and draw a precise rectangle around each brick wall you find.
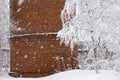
[9,0,79,77]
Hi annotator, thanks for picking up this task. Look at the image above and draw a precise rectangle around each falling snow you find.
[18,0,24,6]
[24,55,28,59]
[0,0,120,80]
[40,46,44,49]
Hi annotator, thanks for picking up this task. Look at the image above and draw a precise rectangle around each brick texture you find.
[9,0,79,77]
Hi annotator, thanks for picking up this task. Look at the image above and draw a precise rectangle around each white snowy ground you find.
[0,70,120,80]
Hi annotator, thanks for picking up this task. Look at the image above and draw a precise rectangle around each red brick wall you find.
[10,0,64,34]
[9,0,78,77]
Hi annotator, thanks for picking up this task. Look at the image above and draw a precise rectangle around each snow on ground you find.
[0,70,120,80]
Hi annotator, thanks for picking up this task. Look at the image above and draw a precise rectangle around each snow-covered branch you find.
[57,0,120,53]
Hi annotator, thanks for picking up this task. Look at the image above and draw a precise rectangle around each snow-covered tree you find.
[57,0,120,73]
